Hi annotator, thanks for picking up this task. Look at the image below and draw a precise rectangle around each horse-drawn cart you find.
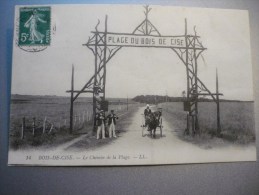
[141,108,163,138]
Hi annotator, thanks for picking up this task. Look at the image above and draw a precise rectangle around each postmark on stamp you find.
[18,7,51,52]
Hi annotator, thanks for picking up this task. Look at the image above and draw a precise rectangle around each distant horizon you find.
[11,93,254,102]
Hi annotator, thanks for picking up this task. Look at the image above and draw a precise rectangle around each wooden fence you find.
[17,102,132,139]
[19,110,94,139]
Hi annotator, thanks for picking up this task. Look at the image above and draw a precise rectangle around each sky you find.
[11,4,254,100]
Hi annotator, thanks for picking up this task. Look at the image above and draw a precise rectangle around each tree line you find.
[131,95,237,104]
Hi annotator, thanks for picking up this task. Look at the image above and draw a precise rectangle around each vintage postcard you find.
[8,4,256,166]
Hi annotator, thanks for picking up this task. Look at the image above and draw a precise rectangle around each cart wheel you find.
[160,118,163,137]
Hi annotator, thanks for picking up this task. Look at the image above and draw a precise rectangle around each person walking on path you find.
[107,110,119,138]
[95,110,106,139]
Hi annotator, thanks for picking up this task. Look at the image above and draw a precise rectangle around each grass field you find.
[9,95,137,149]
[9,95,255,149]
[159,101,255,144]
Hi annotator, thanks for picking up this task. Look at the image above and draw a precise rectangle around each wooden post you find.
[59,117,61,130]
[43,117,47,134]
[70,65,74,134]
[185,18,190,134]
[192,115,195,136]
[145,6,148,35]
[92,23,98,131]
[186,114,190,135]
[49,124,53,134]
[74,115,77,129]
[216,69,221,136]
[82,112,85,126]
[103,15,108,100]
[21,117,25,139]
[193,27,200,135]
[32,117,35,136]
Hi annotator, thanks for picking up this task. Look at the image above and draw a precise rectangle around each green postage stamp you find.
[19,7,51,46]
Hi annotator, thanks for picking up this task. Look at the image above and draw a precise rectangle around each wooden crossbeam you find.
[66,90,93,93]
[190,93,223,96]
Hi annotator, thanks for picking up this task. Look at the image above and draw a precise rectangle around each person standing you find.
[107,110,119,138]
[95,110,106,139]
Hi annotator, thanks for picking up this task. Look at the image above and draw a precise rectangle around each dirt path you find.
[73,106,256,165]
[49,111,132,151]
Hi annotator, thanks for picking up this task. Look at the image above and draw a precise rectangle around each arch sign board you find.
[8,4,256,166]
[106,34,186,48]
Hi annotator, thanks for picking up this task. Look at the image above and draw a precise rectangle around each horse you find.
[146,111,161,138]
